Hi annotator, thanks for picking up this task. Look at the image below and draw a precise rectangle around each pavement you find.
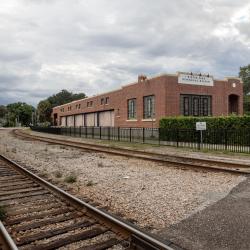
[158,176,250,250]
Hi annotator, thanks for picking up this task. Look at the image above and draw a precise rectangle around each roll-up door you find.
[75,114,84,126]
[99,110,115,127]
[67,116,74,127]
[61,117,66,126]
[85,113,95,126]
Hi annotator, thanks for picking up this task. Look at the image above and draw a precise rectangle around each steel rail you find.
[14,129,250,174]
[0,154,175,250]
[0,221,18,250]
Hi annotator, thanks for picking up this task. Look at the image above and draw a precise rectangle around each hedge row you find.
[159,115,250,130]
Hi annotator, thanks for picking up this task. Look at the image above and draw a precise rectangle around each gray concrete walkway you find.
[159,177,250,250]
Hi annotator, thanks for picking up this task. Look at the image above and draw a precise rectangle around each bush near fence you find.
[160,115,250,129]
[159,116,250,146]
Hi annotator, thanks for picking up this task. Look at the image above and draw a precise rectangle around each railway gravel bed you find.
[0,156,128,250]
[0,129,246,234]
[28,129,250,166]
[0,155,173,250]
[16,129,250,174]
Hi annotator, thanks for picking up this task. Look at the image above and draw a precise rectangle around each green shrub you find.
[159,115,250,146]
[64,175,77,183]
[160,115,250,130]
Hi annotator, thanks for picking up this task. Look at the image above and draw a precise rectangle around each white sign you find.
[178,73,214,86]
[196,122,207,131]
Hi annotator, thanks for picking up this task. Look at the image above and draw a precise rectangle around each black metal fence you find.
[30,126,250,154]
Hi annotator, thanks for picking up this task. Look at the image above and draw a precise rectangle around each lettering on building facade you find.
[178,73,214,86]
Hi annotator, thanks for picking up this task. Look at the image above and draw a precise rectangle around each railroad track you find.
[14,129,250,175]
[0,154,175,250]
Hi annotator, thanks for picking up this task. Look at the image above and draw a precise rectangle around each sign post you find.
[196,122,207,150]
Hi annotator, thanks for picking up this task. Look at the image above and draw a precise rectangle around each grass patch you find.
[54,170,62,178]
[64,175,77,183]
[0,206,6,220]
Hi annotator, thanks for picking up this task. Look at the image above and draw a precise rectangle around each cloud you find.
[0,0,249,106]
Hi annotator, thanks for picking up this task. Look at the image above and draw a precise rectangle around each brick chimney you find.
[138,75,147,83]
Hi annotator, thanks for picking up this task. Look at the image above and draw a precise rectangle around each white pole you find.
[200,130,203,149]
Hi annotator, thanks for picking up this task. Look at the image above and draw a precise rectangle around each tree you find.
[239,64,250,114]
[37,90,87,123]
[0,105,7,118]
[239,64,250,95]
[6,102,35,127]
[0,105,7,127]
[37,100,52,123]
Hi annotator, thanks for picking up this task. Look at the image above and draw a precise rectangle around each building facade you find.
[52,72,243,128]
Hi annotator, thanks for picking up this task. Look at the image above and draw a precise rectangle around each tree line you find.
[0,90,86,127]
[0,103,35,127]
[36,89,86,124]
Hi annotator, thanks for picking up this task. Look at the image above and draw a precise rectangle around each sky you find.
[0,0,250,106]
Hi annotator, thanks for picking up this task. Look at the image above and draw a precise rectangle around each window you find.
[193,97,199,116]
[202,98,208,116]
[87,101,93,107]
[183,97,189,116]
[143,95,155,119]
[127,99,136,119]
[68,106,71,111]
[101,98,104,105]
[105,97,109,104]
[180,95,212,116]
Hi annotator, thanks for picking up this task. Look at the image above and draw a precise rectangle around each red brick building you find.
[52,72,243,128]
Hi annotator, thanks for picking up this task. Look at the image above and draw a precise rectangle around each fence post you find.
[85,126,87,138]
[108,127,110,140]
[130,128,132,142]
[142,127,145,143]
[92,127,94,139]
[100,127,102,139]
[224,129,228,151]
[70,127,71,136]
[158,128,160,145]
[176,129,179,148]
[79,126,81,137]
[197,130,201,150]
[118,127,120,141]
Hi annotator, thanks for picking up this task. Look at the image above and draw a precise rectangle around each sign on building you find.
[178,73,214,86]
[196,122,207,131]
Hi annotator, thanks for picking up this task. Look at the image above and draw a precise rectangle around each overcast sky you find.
[0,0,250,106]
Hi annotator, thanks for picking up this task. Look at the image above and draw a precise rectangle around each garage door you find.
[75,114,84,126]
[85,113,97,126]
[67,116,74,127]
[61,116,66,126]
[99,111,114,127]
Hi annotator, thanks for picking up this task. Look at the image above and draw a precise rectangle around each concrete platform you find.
[158,177,250,250]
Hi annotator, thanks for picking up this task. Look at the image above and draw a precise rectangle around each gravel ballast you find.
[0,130,246,233]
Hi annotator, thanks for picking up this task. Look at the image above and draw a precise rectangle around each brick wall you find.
[52,74,243,128]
